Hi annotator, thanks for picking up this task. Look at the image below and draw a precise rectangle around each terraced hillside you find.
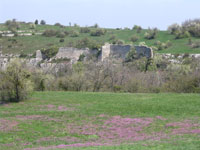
[0,22,200,55]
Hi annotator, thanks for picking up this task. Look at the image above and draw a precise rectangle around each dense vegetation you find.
[0,19,200,54]
[1,56,200,103]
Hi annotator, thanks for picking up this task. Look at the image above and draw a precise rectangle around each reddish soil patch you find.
[0,119,18,132]
[16,115,59,122]
[38,105,73,111]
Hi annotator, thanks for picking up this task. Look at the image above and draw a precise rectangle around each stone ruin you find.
[101,43,131,61]
[135,45,153,59]
[55,47,90,63]
[101,43,153,61]
[0,44,155,70]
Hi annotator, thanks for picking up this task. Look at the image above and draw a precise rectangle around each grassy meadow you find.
[0,92,200,150]
[1,23,200,54]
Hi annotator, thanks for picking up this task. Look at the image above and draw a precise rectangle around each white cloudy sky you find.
[0,0,199,30]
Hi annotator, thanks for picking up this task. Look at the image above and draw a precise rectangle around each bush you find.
[133,25,142,33]
[59,38,64,42]
[191,41,200,48]
[93,23,99,28]
[188,38,192,45]
[182,19,200,37]
[29,23,36,29]
[42,29,57,37]
[125,48,137,62]
[90,29,106,36]
[69,30,79,37]
[163,74,200,93]
[154,40,172,50]
[0,60,33,103]
[144,28,158,40]
[41,47,59,59]
[56,31,65,38]
[130,35,139,42]
[54,23,64,28]
[75,37,102,50]
[5,19,20,30]
[80,27,91,33]
[109,35,117,41]
[174,30,190,39]
[112,39,124,45]
[167,23,180,34]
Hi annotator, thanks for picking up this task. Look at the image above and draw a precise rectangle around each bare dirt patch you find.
[0,119,18,132]
[16,115,59,122]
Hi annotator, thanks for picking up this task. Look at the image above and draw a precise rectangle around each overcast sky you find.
[0,0,199,30]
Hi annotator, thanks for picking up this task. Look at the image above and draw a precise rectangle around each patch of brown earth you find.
[0,119,18,132]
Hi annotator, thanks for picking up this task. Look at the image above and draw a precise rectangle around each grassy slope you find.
[0,92,200,150]
[1,24,200,54]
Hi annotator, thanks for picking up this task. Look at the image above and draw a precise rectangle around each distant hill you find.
[0,21,200,55]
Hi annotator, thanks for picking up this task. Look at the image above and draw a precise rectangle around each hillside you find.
[1,22,200,55]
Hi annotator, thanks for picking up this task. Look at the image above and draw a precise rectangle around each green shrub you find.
[75,38,102,50]
[80,27,91,33]
[133,25,142,33]
[54,23,64,28]
[56,31,65,38]
[0,60,33,103]
[167,23,180,34]
[5,19,20,30]
[130,35,139,42]
[163,74,200,93]
[182,19,200,37]
[154,40,172,50]
[144,28,158,40]
[191,41,200,48]
[59,38,64,42]
[90,29,106,36]
[125,48,136,62]
[93,23,99,28]
[41,47,59,59]
[29,23,36,29]
[42,29,57,37]
[112,39,124,45]
[69,30,79,37]
[109,35,117,41]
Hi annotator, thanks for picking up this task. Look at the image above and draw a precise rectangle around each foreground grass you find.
[0,92,200,150]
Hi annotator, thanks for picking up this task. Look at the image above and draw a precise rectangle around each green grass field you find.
[0,92,200,150]
[1,23,200,54]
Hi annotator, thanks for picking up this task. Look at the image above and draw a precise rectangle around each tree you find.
[40,20,46,25]
[0,60,33,103]
[35,19,38,25]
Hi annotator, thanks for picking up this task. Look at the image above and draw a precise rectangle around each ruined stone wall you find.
[56,47,90,63]
[134,46,153,58]
[101,43,111,61]
[101,43,131,61]
[110,45,131,59]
